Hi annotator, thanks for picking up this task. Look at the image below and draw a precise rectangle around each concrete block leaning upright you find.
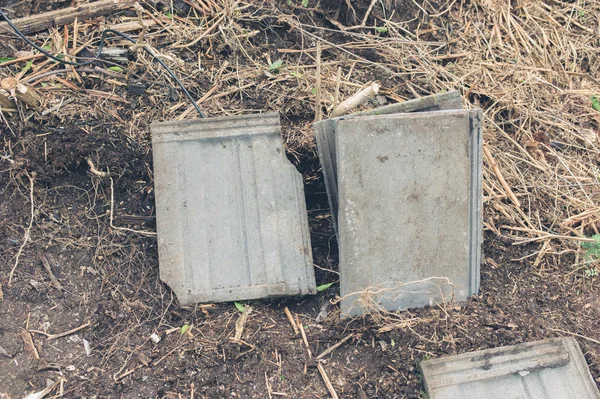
[315,90,464,233]
[315,101,483,317]
[151,112,316,305]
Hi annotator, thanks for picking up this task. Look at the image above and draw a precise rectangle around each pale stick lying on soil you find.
[234,305,252,340]
[39,253,63,290]
[317,363,340,399]
[30,321,91,341]
[316,333,355,360]
[331,81,380,117]
[483,144,521,208]
[297,315,312,358]
[283,307,299,335]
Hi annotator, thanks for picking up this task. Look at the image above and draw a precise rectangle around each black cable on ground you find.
[0,9,205,118]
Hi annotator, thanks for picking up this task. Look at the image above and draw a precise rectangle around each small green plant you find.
[0,57,15,63]
[581,235,600,278]
[180,324,191,335]
[581,234,600,258]
[269,59,284,72]
[316,282,334,292]
[108,66,124,72]
[591,96,600,112]
[301,0,309,6]
[290,71,303,79]
[21,59,34,75]
[374,26,388,33]
[584,268,599,277]
[234,302,245,312]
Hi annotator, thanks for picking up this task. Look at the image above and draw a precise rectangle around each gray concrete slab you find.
[334,109,482,316]
[151,112,316,305]
[315,90,463,232]
[421,337,600,399]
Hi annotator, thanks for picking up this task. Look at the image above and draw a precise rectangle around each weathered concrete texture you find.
[151,112,316,305]
[315,90,464,232]
[421,337,600,399]
[329,109,482,316]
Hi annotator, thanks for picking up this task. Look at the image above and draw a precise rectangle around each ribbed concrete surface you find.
[151,112,316,305]
[421,337,600,399]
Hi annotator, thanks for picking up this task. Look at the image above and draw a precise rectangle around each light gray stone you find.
[151,112,316,305]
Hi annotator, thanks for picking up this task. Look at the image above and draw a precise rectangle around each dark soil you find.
[2,1,600,398]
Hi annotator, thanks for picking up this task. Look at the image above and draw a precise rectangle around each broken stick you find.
[483,144,521,208]
[316,333,354,360]
[317,363,340,399]
[331,82,379,117]
[0,0,136,35]
[39,254,63,290]
[296,314,312,358]
[283,307,299,335]
[30,321,91,341]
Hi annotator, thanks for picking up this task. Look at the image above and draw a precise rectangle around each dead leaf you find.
[0,77,41,107]
[0,77,18,97]
[137,352,152,366]
[0,93,16,113]
[234,305,252,340]
[14,50,33,58]
[22,379,59,399]
[580,129,597,144]
[21,329,40,360]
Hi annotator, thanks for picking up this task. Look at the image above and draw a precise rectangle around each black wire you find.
[0,9,205,118]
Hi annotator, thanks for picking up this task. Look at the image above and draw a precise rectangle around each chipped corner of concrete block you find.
[151,112,316,306]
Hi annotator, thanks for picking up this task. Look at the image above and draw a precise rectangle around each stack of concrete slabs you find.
[315,90,464,232]
[421,337,600,399]
[151,112,316,306]
[314,94,482,316]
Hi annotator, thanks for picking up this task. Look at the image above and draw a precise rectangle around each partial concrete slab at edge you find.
[314,90,463,232]
[420,337,600,399]
[336,109,482,316]
[151,112,316,305]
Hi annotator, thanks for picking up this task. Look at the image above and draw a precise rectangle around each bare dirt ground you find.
[1,0,600,398]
